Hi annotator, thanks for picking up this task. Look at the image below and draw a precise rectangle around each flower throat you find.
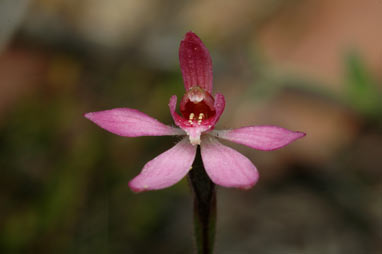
[180,86,216,125]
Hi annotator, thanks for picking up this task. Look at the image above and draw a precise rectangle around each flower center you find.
[180,86,216,125]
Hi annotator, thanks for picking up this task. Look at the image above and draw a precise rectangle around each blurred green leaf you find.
[345,52,382,118]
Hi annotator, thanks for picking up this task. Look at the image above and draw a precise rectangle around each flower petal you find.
[128,138,196,192]
[200,136,259,189]
[179,32,213,93]
[169,95,185,126]
[85,108,184,137]
[211,126,306,151]
[210,93,225,126]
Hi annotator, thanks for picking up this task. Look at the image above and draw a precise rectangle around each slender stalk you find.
[188,146,216,254]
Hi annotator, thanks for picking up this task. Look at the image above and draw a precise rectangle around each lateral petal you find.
[211,126,305,151]
[179,32,213,93]
[85,108,184,137]
[200,137,259,189]
[210,93,225,126]
[128,138,196,192]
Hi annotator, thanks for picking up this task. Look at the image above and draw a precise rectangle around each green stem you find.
[188,146,216,254]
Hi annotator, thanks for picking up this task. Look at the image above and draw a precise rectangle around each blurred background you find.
[0,0,381,253]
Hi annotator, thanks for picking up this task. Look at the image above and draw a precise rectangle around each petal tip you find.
[297,131,307,138]
[183,31,199,41]
[270,130,306,150]
[128,180,147,193]
[168,95,177,106]
[217,173,259,190]
[293,131,307,141]
[83,112,93,120]
[238,183,255,191]
[238,172,259,190]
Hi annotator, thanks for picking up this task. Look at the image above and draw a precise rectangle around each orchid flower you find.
[85,32,305,192]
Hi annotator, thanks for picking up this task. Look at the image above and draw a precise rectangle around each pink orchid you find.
[85,32,305,192]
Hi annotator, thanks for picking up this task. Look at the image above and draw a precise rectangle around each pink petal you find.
[168,95,184,127]
[211,93,225,126]
[200,137,259,189]
[179,32,213,93]
[84,108,184,137]
[168,95,193,129]
[128,138,196,192]
[212,126,306,151]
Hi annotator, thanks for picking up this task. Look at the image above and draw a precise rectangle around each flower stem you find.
[188,146,216,254]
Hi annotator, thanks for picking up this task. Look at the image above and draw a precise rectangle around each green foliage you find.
[345,52,382,119]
